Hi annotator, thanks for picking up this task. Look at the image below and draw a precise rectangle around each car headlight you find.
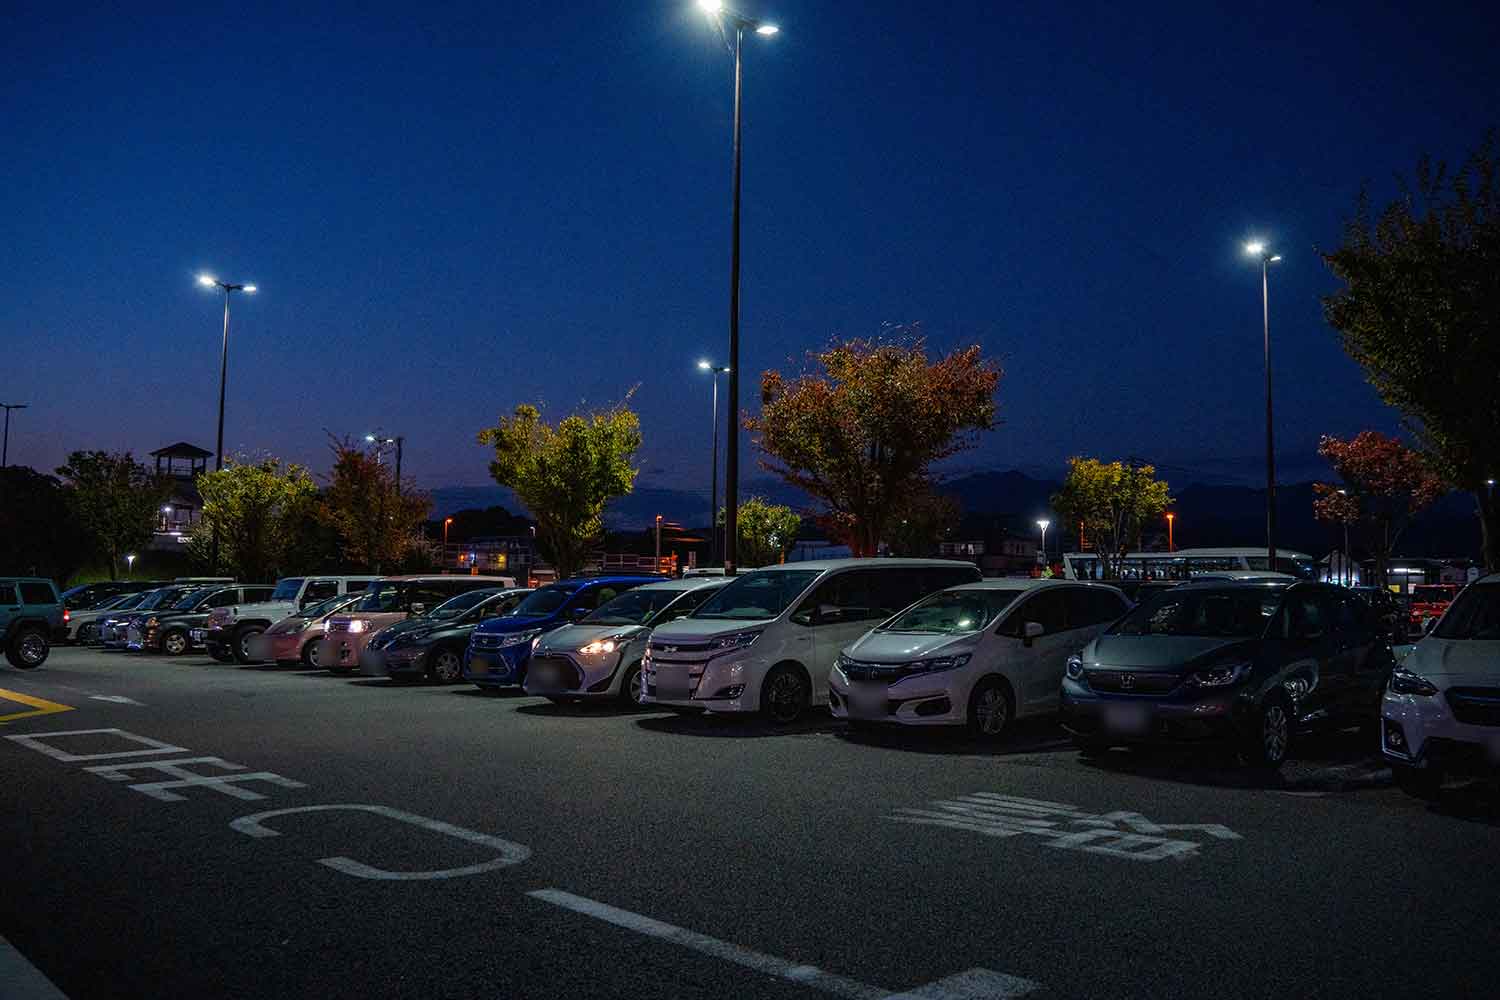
[708,631,761,653]
[905,653,972,674]
[347,620,368,634]
[1186,660,1253,689]
[1389,669,1439,696]
[579,634,631,656]
[1065,654,1085,680]
[144,617,159,628]
[497,629,541,648]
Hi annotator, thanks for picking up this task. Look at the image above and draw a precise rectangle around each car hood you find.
[1085,634,1257,671]
[473,614,556,636]
[536,623,647,654]
[1400,638,1500,686]
[845,630,977,662]
[650,617,778,643]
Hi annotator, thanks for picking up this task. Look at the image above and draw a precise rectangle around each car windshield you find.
[171,591,209,610]
[513,585,576,616]
[879,588,1025,633]
[693,570,821,621]
[1413,585,1455,604]
[430,589,500,619]
[1111,588,1280,637]
[355,581,413,612]
[302,593,361,619]
[101,593,141,611]
[586,589,684,626]
[1433,584,1500,640]
[271,578,305,602]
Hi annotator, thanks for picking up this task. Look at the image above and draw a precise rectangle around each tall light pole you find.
[1036,519,1050,568]
[1165,511,1175,553]
[1244,242,1281,571]
[197,274,257,472]
[698,360,730,562]
[695,0,779,574]
[126,553,136,579]
[0,403,27,467]
[365,433,406,492]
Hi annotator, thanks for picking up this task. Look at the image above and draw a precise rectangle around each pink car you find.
[261,592,366,667]
[319,575,516,675]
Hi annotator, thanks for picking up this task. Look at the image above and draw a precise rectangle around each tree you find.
[1050,458,1172,578]
[1323,132,1500,570]
[721,497,801,568]
[747,335,1000,557]
[1313,432,1444,589]
[320,437,433,572]
[187,458,319,583]
[55,450,172,579]
[884,488,961,558]
[477,401,641,579]
[0,466,93,582]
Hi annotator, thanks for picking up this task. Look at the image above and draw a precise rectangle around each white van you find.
[642,558,981,723]
[829,579,1129,740]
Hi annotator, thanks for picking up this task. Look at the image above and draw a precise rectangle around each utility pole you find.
[1,403,28,467]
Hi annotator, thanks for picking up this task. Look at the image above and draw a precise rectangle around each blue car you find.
[464,576,660,689]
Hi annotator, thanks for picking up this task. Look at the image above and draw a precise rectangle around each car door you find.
[793,570,891,700]
[1278,590,1345,724]
[995,589,1070,712]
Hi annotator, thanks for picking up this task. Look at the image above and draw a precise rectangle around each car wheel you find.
[619,662,643,706]
[1242,694,1292,769]
[209,646,236,663]
[966,677,1013,741]
[1393,764,1444,801]
[231,626,264,665]
[6,628,49,669]
[160,629,190,657]
[300,639,321,669]
[760,664,810,724]
[430,648,463,684]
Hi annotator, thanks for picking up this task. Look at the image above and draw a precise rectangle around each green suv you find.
[1,578,63,669]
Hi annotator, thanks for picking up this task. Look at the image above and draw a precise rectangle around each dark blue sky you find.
[4,1,1496,505]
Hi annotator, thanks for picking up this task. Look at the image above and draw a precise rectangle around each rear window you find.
[1111,588,1279,638]
[18,582,56,605]
[271,578,305,602]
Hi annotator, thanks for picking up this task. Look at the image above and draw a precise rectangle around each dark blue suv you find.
[464,576,659,689]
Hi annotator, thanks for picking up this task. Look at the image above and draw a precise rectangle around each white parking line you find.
[0,933,68,999]
[88,695,143,706]
[527,889,1039,999]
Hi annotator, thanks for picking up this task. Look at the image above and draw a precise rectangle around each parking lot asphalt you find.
[2,648,1498,1000]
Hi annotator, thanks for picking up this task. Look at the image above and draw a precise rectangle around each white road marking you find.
[88,695,143,706]
[528,889,1039,999]
[229,804,531,880]
[0,933,68,1000]
[83,757,308,802]
[4,727,188,761]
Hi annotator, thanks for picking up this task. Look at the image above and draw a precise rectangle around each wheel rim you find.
[975,687,1009,735]
[303,641,320,667]
[767,672,804,721]
[627,669,643,704]
[164,633,186,655]
[239,632,259,659]
[18,633,45,665]
[1263,704,1288,762]
[434,651,461,682]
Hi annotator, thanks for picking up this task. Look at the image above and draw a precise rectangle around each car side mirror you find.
[569,606,589,620]
[409,603,426,616]
[1023,621,1044,647]
[817,604,843,624]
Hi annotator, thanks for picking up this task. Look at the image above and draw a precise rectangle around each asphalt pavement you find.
[2,647,1498,1000]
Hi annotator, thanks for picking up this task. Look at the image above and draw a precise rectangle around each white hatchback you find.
[829,579,1130,740]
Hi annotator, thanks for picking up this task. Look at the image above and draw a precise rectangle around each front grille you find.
[1446,688,1500,727]
[472,634,504,651]
[648,640,715,656]
[529,655,582,691]
[326,620,352,634]
[840,659,915,683]
[1084,670,1183,695]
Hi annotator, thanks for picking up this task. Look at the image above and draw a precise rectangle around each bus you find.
[1061,547,1317,582]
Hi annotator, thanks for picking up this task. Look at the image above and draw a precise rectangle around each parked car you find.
[1408,583,1460,635]
[642,559,983,723]
[368,587,532,683]
[321,575,518,674]
[1060,580,1394,768]
[128,584,274,655]
[1381,575,1500,798]
[59,580,162,612]
[1,577,63,668]
[830,579,1130,740]
[1352,585,1406,643]
[98,586,200,649]
[526,578,727,704]
[464,576,661,689]
[1111,580,1182,606]
[69,591,151,644]
[260,593,369,668]
[202,575,381,664]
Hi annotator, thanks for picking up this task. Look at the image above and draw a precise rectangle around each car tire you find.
[760,663,811,724]
[5,627,49,669]
[300,639,321,669]
[1241,694,1292,769]
[231,625,264,665]
[430,647,464,684]
[208,644,235,663]
[966,677,1013,742]
[1393,764,1444,801]
[618,662,643,706]
[160,629,190,657]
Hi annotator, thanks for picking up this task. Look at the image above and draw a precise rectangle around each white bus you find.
[1061,547,1317,582]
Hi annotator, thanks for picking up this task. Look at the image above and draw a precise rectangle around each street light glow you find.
[755,23,779,35]
[1244,241,1266,256]
[243,284,257,293]
[197,274,217,287]
[698,0,722,13]
[1267,255,1281,263]
[698,359,711,370]
[1036,519,1050,531]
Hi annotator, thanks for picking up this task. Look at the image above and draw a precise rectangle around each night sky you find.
[4,1,1496,505]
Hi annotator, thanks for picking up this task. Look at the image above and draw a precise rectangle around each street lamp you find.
[365,433,406,491]
[126,553,136,579]
[1244,242,1282,571]
[197,274,256,473]
[698,360,731,562]
[1036,519,1050,566]
[1,403,28,468]
[1165,511,1175,553]
[693,0,779,573]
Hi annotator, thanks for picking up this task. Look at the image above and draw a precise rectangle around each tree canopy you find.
[724,497,801,568]
[189,457,319,582]
[746,336,999,557]
[0,466,93,582]
[320,437,433,572]
[1313,431,1444,589]
[1050,458,1172,578]
[55,450,172,579]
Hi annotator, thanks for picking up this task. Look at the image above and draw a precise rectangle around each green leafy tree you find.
[187,457,319,583]
[477,401,642,579]
[719,496,801,568]
[320,437,433,572]
[1050,457,1172,578]
[0,466,93,582]
[747,335,1000,557]
[884,488,961,558]
[55,450,172,579]
[1323,132,1500,570]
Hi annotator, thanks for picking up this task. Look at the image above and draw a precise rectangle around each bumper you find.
[827,672,963,727]
[1060,679,1248,745]
[201,626,232,654]
[524,652,625,698]
[319,634,374,672]
[464,644,533,687]
[263,631,308,663]
[641,654,755,713]
[1380,693,1500,775]
[383,648,431,677]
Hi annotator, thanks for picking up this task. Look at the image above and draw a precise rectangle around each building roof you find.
[151,442,214,459]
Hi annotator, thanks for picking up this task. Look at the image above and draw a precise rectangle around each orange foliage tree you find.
[1313,431,1444,589]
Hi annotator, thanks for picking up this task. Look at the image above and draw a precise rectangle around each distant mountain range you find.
[431,468,1486,560]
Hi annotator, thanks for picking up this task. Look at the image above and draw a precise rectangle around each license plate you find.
[656,672,692,701]
[849,685,887,719]
[469,655,491,675]
[190,629,207,642]
[1104,703,1151,734]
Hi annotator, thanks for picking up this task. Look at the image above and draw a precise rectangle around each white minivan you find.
[642,558,981,723]
[829,579,1130,740]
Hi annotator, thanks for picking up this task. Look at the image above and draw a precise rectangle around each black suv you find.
[128,585,274,655]
[1060,580,1393,768]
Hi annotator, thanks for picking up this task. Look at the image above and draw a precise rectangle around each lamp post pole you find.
[0,403,27,467]
[698,362,729,562]
[1166,512,1175,553]
[1244,243,1281,571]
[198,275,255,573]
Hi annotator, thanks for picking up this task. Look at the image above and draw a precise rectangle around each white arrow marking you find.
[89,695,143,706]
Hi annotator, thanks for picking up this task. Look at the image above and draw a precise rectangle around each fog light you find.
[1384,719,1408,754]
[712,684,745,699]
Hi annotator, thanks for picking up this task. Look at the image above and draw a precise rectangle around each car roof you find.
[377,574,514,582]
[554,575,664,586]
[740,558,978,573]
[951,579,1123,593]
[636,578,727,593]
[1174,578,1297,591]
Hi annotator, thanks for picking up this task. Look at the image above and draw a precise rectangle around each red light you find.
[63,609,71,623]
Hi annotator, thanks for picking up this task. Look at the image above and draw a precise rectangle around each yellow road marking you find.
[0,687,75,724]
